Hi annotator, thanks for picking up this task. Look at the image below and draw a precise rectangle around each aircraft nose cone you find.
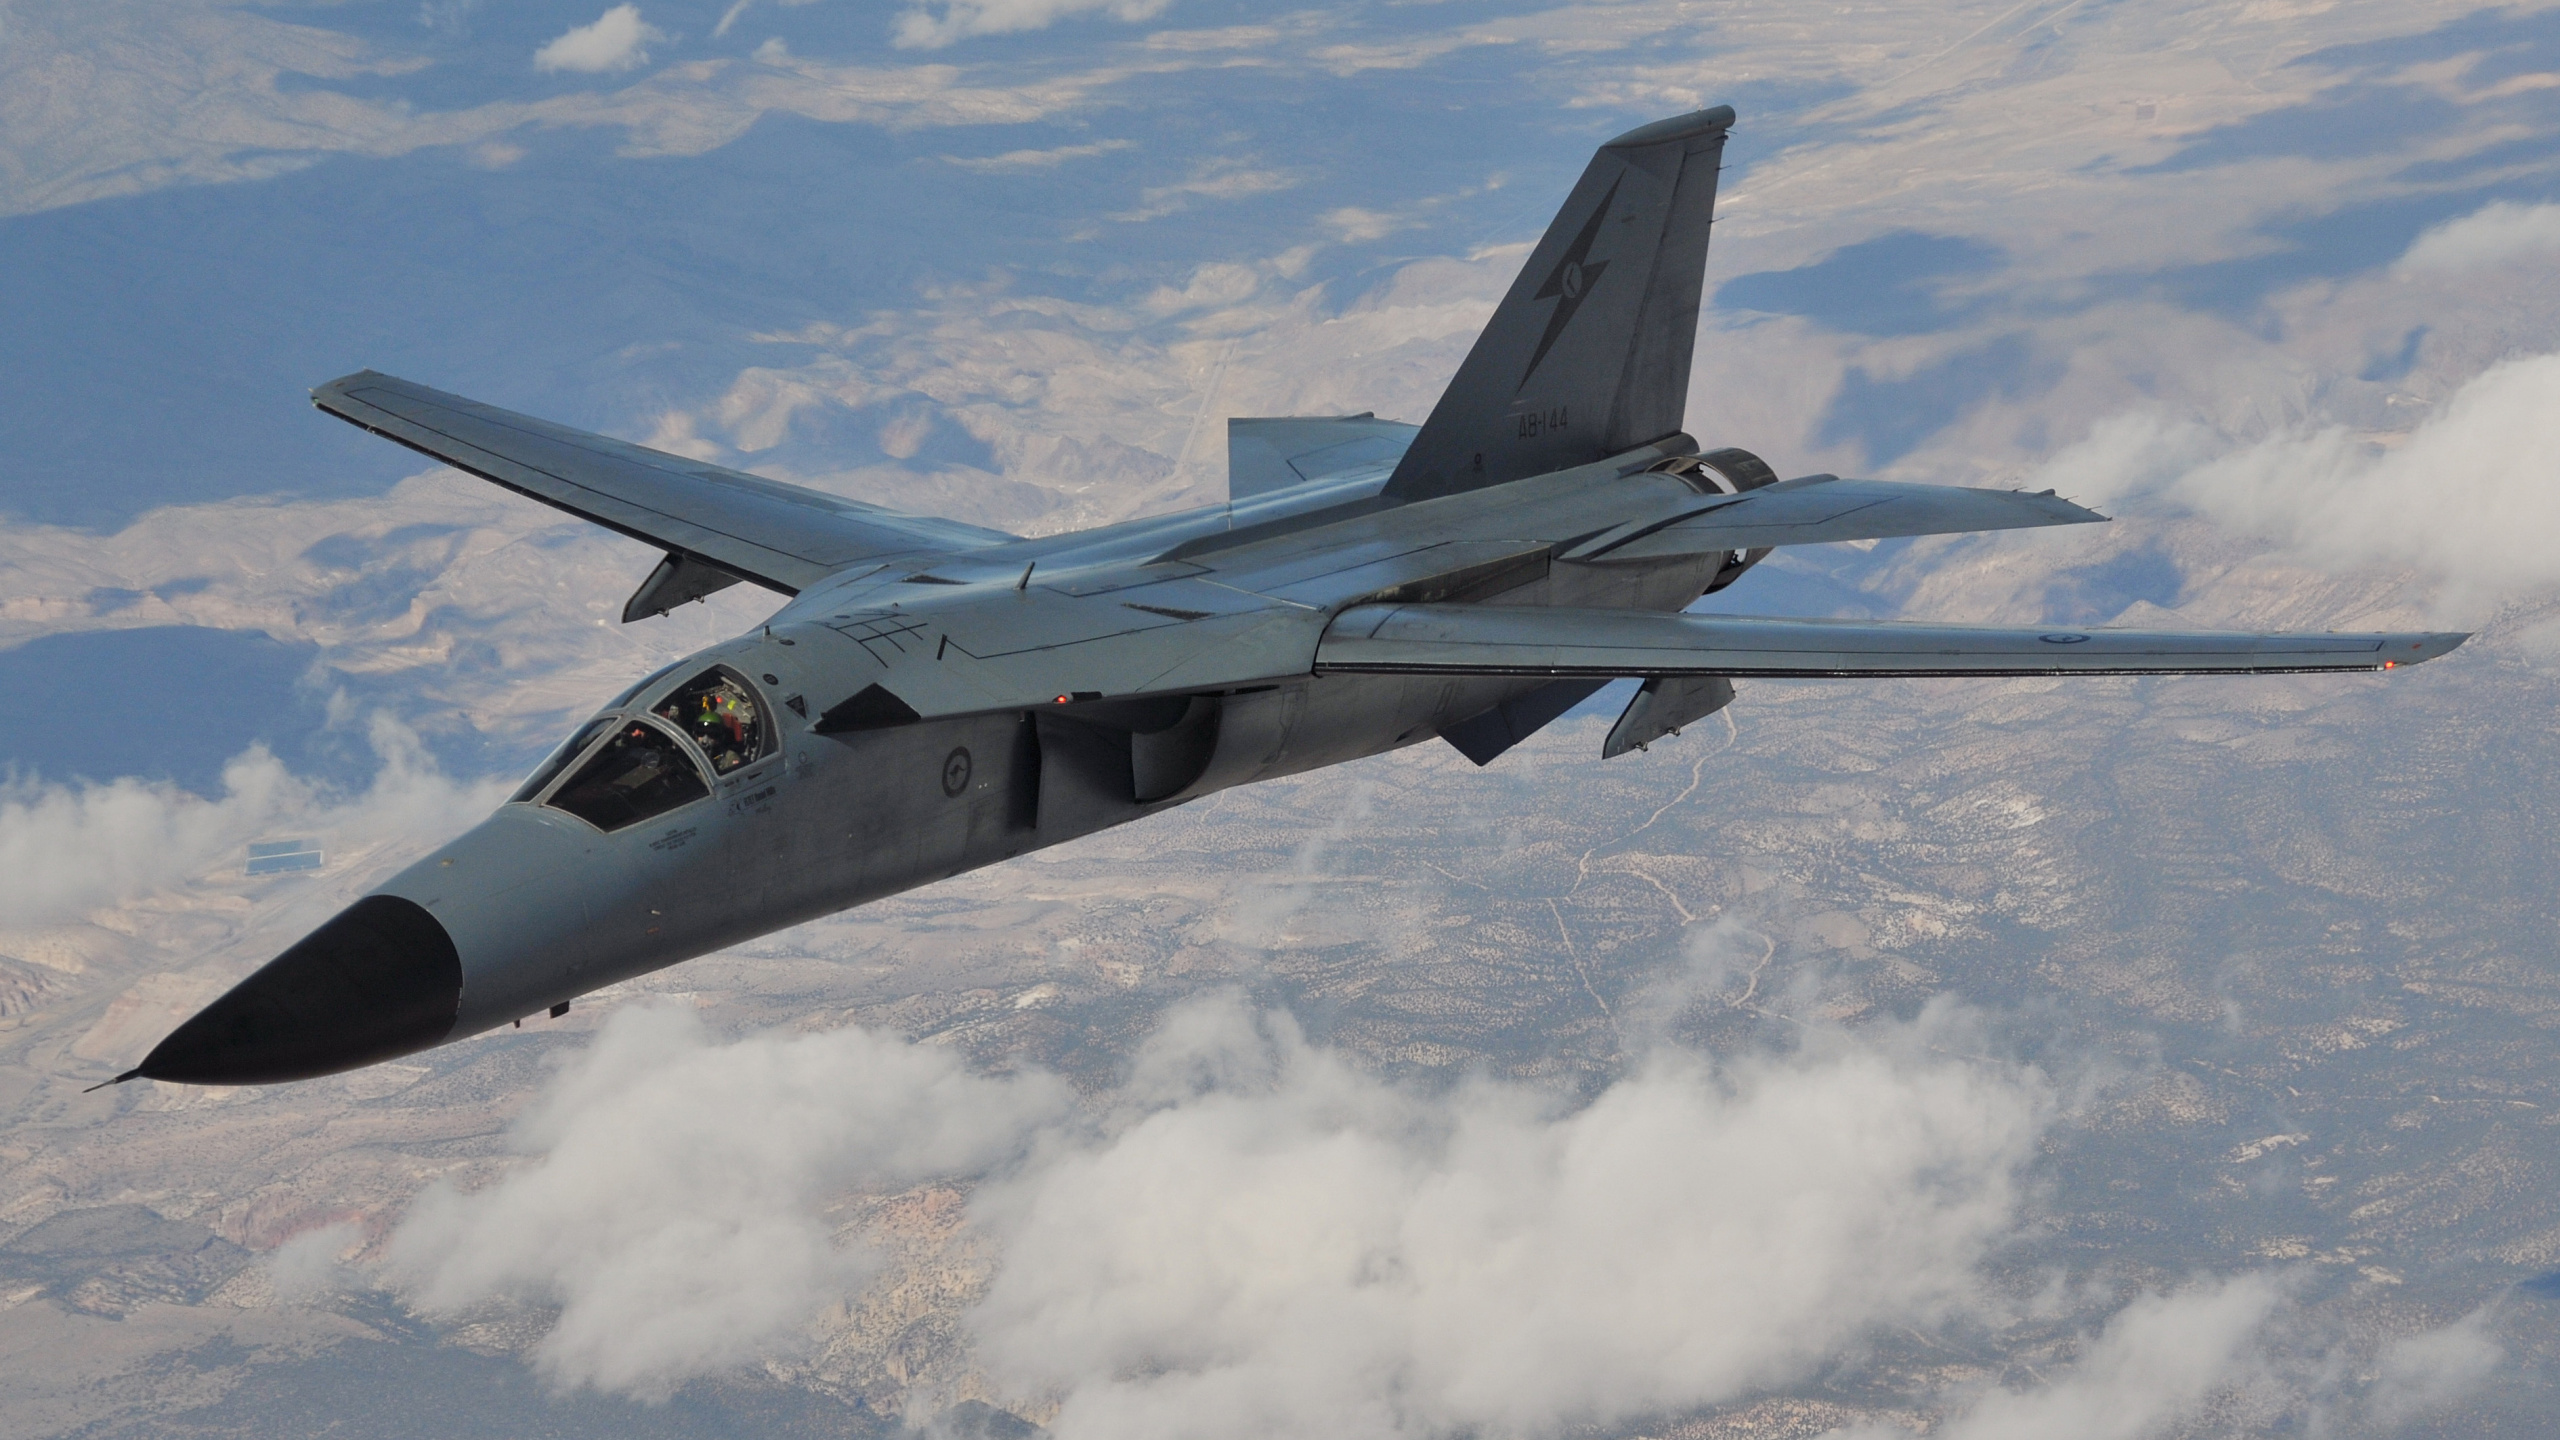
[132,895,462,1086]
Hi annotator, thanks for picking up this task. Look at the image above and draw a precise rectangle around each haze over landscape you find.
[5,0,2560,1434]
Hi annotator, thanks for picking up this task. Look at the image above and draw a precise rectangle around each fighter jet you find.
[115,107,2463,1087]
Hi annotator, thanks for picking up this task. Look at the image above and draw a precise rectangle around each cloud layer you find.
[375,991,2522,1434]
[384,994,2053,1432]
[972,1001,2047,1440]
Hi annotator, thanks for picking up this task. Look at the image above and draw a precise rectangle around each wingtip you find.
[2382,632,2469,669]
[82,1069,141,1095]
[310,369,385,404]
[2044,490,2110,524]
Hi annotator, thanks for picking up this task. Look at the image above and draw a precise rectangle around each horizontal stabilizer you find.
[1228,415,1418,500]
[313,371,1017,595]
[1319,604,2467,678]
[1564,475,2105,563]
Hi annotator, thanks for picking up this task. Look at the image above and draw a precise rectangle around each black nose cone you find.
[133,895,462,1086]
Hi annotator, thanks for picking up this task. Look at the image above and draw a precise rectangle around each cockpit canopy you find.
[550,721,709,831]
[512,666,774,831]
[653,669,767,776]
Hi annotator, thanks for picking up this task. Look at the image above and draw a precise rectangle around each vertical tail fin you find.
[1382,106,1735,504]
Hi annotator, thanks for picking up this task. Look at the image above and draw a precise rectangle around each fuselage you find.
[404,449,1732,1038]
[130,440,1747,1084]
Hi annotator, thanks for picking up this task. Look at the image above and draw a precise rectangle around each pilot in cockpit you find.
[656,671,765,775]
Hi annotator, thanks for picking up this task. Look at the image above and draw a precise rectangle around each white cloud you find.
[1110,161,1298,223]
[1322,206,1406,243]
[0,715,503,932]
[373,990,2049,1423]
[2366,1308,2503,1428]
[940,138,1134,172]
[0,468,799,772]
[383,1003,1072,1400]
[1140,261,1265,316]
[1846,1286,2504,1439]
[0,750,298,931]
[673,248,1474,524]
[1848,1277,2282,1440]
[2035,353,2560,612]
[0,5,1121,217]
[972,997,2049,1439]
[2396,201,2560,277]
[534,5,668,75]
[893,0,1173,50]
[266,1220,367,1302]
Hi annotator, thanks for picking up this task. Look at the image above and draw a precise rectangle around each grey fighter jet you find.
[116,107,2463,1088]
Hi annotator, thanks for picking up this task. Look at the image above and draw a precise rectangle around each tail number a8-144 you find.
[1515,405,1569,440]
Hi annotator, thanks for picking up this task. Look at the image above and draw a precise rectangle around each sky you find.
[7,0,2560,1436]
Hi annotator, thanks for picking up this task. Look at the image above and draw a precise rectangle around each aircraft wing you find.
[312,371,1017,594]
[1317,604,2468,677]
[1564,476,2106,562]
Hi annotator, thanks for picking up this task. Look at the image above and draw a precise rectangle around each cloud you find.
[372,989,2050,1423]
[893,0,1173,50]
[534,5,669,75]
[0,468,805,783]
[2034,353,2560,612]
[266,1220,366,1302]
[940,138,1134,171]
[384,1003,1072,1400]
[1110,160,1298,222]
[1849,1277,2282,1440]
[970,998,2047,1440]
[1322,206,1406,243]
[1,5,1117,218]
[1851,1287,2503,1439]
[2365,1308,2503,1428]
[1139,261,1265,316]
[0,714,503,932]
[2396,201,2560,277]
[662,235,1496,524]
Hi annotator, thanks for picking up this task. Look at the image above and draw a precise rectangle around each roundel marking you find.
[2039,633,2092,644]
[941,747,973,797]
